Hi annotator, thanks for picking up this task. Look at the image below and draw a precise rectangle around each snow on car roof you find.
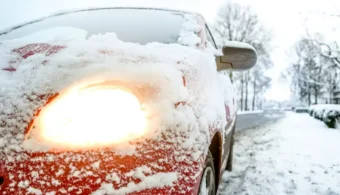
[224,41,256,50]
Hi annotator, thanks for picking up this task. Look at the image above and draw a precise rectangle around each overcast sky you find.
[1,0,339,101]
[237,0,340,101]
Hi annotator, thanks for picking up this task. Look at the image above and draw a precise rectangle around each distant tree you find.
[312,13,340,104]
[284,38,328,105]
[213,1,273,111]
[251,56,272,110]
[285,11,340,105]
[307,32,340,70]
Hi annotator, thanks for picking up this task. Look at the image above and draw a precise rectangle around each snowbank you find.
[309,104,340,113]
[308,104,340,129]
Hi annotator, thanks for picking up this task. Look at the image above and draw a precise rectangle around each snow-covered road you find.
[219,112,340,195]
[236,110,285,131]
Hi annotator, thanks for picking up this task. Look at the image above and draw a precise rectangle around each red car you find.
[0,8,256,195]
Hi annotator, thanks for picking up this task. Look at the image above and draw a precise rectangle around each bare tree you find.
[284,38,328,105]
[213,1,273,110]
[244,72,249,111]
[240,73,244,110]
[251,56,272,110]
[301,12,340,104]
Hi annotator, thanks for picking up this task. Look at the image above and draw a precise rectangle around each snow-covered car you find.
[0,8,257,194]
[294,107,308,113]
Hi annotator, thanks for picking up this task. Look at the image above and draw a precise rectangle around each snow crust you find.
[0,13,231,152]
[0,13,235,194]
[93,171,177,195]
[0,31,227,154]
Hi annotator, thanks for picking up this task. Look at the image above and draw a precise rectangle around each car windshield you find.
[0,8,184,44]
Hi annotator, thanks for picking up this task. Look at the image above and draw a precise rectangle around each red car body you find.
[0,8,236,195]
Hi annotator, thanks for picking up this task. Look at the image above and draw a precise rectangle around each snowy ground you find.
[219,112,340,195]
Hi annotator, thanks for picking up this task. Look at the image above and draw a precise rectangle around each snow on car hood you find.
[0,33,228,158]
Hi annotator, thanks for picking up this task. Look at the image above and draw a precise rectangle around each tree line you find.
[212,2,273,111]
[282,14,340,106]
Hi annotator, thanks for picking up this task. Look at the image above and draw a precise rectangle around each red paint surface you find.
[13,44,65,59]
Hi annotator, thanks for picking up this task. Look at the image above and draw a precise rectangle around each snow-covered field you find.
[219,112,340,195]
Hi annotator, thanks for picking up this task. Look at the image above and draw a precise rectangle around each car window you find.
[0,9,184,45]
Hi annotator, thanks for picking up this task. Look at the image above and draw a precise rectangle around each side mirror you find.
[216,41,257,71]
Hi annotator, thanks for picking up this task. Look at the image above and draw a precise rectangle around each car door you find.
[205,25,235,171]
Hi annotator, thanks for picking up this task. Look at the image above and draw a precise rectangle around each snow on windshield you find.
[19,27,88,42]
[178,14,202,47]
[0,8,184,45]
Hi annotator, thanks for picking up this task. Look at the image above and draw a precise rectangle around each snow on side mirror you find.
[216,41,257,71]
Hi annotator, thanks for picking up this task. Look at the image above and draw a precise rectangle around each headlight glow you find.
[34,85,148,149]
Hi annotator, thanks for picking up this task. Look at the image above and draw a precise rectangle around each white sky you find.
[1,0,339,102]
[236,0,340,102]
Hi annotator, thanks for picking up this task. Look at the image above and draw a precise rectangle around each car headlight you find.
[33,84,148,149]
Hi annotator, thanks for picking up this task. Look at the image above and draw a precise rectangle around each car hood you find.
[0,34,227,194]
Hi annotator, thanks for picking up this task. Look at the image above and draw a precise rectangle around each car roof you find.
[0,7,202,37]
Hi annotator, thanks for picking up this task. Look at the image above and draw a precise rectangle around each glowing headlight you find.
[34,86,148,149]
